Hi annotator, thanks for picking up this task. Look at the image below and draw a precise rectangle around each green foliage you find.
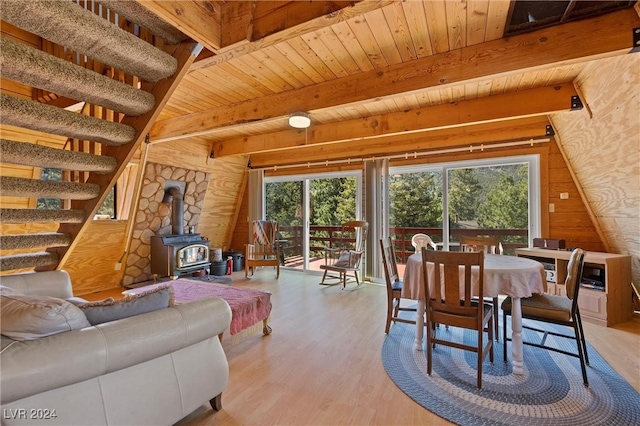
[36,168,116,218]
[96,187,115,217]
[448,168,481,222]
[478,165,529,230]
[265,181,303,226]
[309,177,356,225]
[389,172,442,227]
[36,168,62,210]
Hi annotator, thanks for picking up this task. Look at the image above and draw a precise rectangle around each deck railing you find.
[278,226,529,264]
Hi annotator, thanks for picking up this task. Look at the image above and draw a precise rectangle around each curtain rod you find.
[255,137,550,172]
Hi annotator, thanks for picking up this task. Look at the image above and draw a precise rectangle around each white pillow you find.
[1,294,91,341]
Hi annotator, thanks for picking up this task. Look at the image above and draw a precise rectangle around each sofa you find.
[0,270,232,426]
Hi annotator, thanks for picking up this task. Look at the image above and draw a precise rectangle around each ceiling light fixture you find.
[288,112,311,129]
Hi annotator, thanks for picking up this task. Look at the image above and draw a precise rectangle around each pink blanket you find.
[126,279,272,335]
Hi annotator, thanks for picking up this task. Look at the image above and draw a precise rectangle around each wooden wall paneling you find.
[0,164,32,178]
[0,21,40,46]
[225,165,247,248]
[198,155,248,252]
[550,54,639,283]
[0,78,32,98]
[147,138,217,172]
[546,138,605,252]
[62,220,128,295]
[229,180,250,252]
[0,125,68,147]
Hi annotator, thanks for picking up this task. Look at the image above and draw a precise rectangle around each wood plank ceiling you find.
[143,1,639,169]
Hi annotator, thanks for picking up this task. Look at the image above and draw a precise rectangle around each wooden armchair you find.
[319,220,368,289]
[245,220,280,279]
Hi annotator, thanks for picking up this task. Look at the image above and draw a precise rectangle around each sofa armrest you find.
[0,270,74,299]
[1,297,232,404]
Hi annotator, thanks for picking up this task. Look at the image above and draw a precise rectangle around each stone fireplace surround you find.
[123,162,210,286]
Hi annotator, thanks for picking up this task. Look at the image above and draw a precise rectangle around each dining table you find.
[401,252,546,375]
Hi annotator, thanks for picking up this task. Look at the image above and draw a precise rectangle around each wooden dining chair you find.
[421,248,494,389]
[459,235,503,340]
[501,248,590,386]
[411,233,437,251]
[380,237,418,333]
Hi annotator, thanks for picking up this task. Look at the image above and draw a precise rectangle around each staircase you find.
[0,0,199,272]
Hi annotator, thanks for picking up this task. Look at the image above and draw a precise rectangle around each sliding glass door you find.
[265,172,361,273]
[389,155,539,265]
[388,169,443,263]
[265,180,304,269]
[446,162,533,254]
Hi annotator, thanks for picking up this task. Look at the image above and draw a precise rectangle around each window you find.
[95,185,116,219]
[264,171,361,272]
[389,155,539,257]
[36,168,62,209]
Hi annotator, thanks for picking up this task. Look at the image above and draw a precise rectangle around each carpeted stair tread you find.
[0,176,100,201]
[0,233,71,250]
[99,0,189,45]
[0,252,59,272]
[0,139,117,173]
[0,93,135,146]
[0,37,155,117]
[0,209,85,224]
[1,0,177,82]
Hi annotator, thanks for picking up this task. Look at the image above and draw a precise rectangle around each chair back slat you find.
[423,249,484,317]
[340,220,368,252]
[380,237,400,287]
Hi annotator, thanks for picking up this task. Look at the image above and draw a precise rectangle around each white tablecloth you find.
[400,252,546,375]
[401,253,546,300]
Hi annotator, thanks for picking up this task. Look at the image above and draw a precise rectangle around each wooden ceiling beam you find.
[191,0,394,70]
[251,1,361,40]
[248,117,551,168]
[218,0,255,49]
[138,1,223,52]
[212,83,576,157]
[150,8,639,143]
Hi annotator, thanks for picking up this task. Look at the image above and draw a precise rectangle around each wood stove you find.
[149,181,210,278]
[150,233,210,278]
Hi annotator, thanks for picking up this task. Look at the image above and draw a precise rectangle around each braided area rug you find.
[382,317,639,425]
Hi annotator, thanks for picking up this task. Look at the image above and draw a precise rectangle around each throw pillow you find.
[0,285,17,295]
[67,296,113,306]
[334,250,360,268]
[77,285,174,326]
[0,294,91,341]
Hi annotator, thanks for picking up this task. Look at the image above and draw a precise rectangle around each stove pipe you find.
[162,186,184,235]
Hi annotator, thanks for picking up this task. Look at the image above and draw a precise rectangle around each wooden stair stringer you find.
[49,41,203,271]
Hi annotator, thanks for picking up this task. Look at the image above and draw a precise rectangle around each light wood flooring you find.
[89,269,640,425]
